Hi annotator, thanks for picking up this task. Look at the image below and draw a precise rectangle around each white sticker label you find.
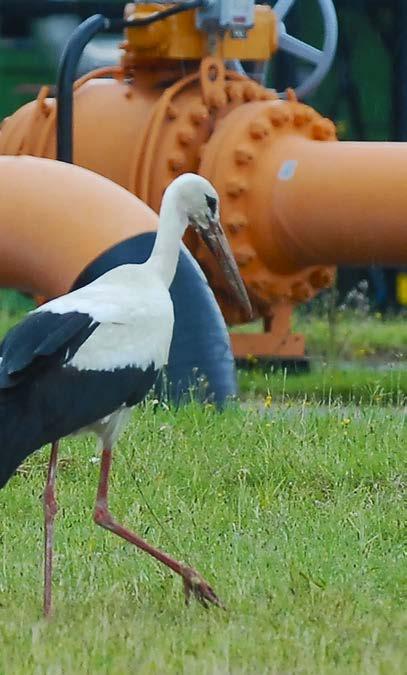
[278,159,298,181]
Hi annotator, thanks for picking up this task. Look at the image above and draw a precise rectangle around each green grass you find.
[232,310,407,362]
[294,312,407,361]
[0,290,34,318]
[0,403,406,673]
[239,366,407,404]
[2,290,406,362]
[234,308,407,400]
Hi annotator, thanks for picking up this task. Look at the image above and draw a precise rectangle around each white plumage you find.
[0,172,250,615]
[43,265,174,373]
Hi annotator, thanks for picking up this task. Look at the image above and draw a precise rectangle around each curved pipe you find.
[57,14,106,162]
[0,156,237,402]
[56,4,204,162]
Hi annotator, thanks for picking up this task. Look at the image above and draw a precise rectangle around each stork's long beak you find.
[198,217,253,319]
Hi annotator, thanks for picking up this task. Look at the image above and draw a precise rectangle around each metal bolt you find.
[293,111,308,127]
[262,89,278,101]
[226,180,246,197]
[190,104,209,125]
[208,91,227,110]
[226,214,248,233]
[243,82,258,102]
[167,104,178,120]
[312,118,336,140]
[269,107,289,127]
[234,245,255,265]
[168,153,185,172]
[225,82,243,102]
[291,281,312,302]
[249,120,270,140]
[309,268,332,289]
[177,128,194,146]
[234,146,254,165]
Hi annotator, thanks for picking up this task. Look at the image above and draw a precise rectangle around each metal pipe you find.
[269,136,407,267]
[0,156,237,402]
[57,14,107,162]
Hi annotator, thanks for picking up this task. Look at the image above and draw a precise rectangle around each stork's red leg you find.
[43,440,59,617]
[94,447,224,609]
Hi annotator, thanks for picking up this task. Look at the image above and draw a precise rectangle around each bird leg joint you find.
[93,503,115,531]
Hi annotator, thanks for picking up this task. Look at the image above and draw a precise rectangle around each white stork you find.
[0,173,251,616]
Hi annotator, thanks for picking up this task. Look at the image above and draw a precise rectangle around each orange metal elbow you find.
[0,156,157,299]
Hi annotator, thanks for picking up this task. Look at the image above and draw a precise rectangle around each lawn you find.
[0,402,405,673]
[293,312,407,361]
[232,310,407,362]
[238,366,407,404]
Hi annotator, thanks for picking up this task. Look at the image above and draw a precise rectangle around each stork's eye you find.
[205,194,217,216]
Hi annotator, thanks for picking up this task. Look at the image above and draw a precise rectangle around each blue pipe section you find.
[71,233,238,405]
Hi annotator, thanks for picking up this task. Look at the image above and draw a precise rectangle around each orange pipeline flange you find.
[198,89,337,320]
[2,60,407,360]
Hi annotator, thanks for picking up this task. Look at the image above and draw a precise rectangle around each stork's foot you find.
[181,565,225,610]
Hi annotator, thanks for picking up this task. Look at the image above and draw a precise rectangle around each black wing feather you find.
[0,309,159,489]
[0,311,98,388]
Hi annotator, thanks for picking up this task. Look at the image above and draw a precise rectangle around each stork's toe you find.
[181,565,225,610]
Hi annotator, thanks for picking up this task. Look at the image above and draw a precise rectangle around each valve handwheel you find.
[273,0,338,99]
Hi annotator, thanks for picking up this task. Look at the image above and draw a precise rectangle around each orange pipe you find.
[269,136,407,268]
[2,76,407,323]
[0,156,157,298]
[0,77,162,191]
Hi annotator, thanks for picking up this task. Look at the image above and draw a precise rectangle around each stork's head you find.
[166,173,252,318]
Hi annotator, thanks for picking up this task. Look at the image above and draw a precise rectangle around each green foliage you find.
[232,311,407,362]
[0,403,406,673]
[239,366,407,404]
[294,311,407,362]
[0,290,34,316]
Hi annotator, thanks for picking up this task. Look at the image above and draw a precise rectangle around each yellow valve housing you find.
[122,4,278,61]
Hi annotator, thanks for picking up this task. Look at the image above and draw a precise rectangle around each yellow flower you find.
[341,418,351,426]
[354,348,366,358]
[264,394,273,408]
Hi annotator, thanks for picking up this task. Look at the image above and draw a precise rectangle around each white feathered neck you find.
[146,178,190,289]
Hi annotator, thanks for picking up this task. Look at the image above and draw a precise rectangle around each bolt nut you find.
[309,268,332,289]
[312,118,336,140]
[166,104,178,120]
[168,153,185,172]
[225,82,243,102]
[291,281,312,302]
[243,82,258,102]
[226,214,248,233]
[226,180,247,197]
[263,89,278,101]
[301,106,314,122]
[269,107,290,127]
[249,119,270,140]
[293,110,308,127]
[234,245,255,266]
[234,146,254,165]
[208,90,227,110]
[190,104,209,125]
[177,128,194,146]
[249,273,275,295]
